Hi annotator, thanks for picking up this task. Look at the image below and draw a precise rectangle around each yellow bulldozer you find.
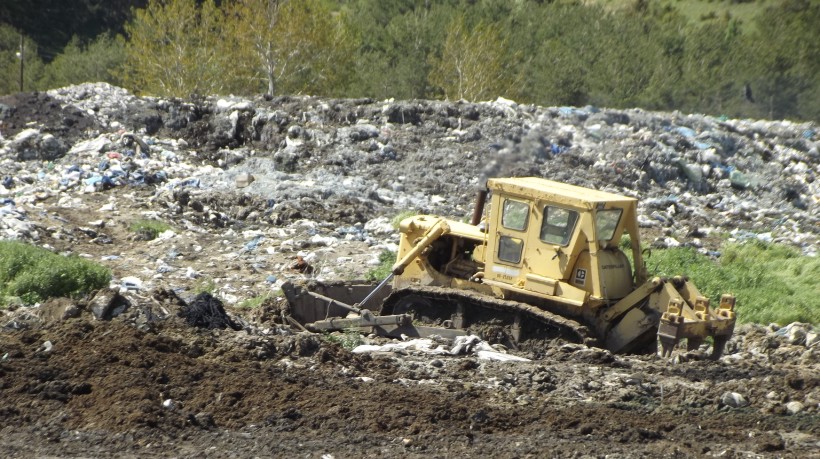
[283,177,737,358]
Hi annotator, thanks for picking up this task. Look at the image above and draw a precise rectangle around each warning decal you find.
[574,268,587,286]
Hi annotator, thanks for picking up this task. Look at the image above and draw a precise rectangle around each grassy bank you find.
[646,241,818,325]
[0,240,111,305]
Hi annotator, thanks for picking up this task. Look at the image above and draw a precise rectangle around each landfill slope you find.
[0,83,818,457]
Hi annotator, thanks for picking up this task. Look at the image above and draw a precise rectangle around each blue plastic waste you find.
[1,176,12,188]
[335,226,361,236]
[266,275,277,284]
[244,236,263,251]
[85,175,104,186]
[149,171,168,183]
[109,168,127,178]
[550,144,567,155]
[675,127,696,138]
[179,178,201,188]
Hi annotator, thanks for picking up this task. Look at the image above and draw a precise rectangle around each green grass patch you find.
[391,210,417,229]
[363,210,414,281]
[194,278,217,295]
[129,219,172,241]
[237,295,267,309]
[365,250,395,282]
[323,329,365,350]
[0,240,111,305]
[645,241,819,325]
[236,291,282,309]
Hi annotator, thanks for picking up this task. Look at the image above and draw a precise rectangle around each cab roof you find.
[487,177,637,206]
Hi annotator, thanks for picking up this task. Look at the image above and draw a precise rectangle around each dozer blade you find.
[282,280,392,325]
[281,280,471,340]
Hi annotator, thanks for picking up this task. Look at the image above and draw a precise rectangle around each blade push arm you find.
[391,219,450,275]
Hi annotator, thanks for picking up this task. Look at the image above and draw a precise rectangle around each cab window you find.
[596,208,622,241]
[501,199,529,231]
[539,206,578,246]
[498,236,524,264]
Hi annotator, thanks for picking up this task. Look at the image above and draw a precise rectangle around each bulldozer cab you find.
[483,178,648,308]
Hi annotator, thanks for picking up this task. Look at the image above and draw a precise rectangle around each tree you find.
[678,18,748,116]
[121,0,227,97]
[38,33,125,90]
[0,0,148,63]
[747,0,819,120]
[0,25,45,95]
[347,0,452,100]
[223,0,358,96]
[506,2,599,107]
[428,15,514,101]
[584,10,662,108]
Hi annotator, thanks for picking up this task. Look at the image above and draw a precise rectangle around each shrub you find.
[194,278,217,295]
[237,291,282,309]
[129,219,172,240]
[391,210,417,229]
[38,33,125,89]
[0,240,111,305]
[365,250,395,282]
[323,329,365,350]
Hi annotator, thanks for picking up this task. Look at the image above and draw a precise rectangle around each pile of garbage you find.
[0,83,817,301]
[0,83,813,253]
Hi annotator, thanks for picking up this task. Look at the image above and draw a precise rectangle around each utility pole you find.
[18,33,24,92]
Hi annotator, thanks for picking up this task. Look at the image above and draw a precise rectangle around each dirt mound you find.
[0,92,99,145]
[1,315,817,457]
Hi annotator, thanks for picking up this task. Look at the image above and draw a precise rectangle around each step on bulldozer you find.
[283,177,737,358]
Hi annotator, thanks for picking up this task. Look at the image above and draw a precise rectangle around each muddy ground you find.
[0,85,818,457]
[1,306,818,458]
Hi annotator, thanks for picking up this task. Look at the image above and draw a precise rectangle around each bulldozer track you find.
[380,286,597,348]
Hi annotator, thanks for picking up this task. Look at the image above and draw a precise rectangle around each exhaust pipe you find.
[470,189,488,226]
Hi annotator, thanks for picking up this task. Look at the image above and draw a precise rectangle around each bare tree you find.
[224,0,357,96]
[428,15,514,101]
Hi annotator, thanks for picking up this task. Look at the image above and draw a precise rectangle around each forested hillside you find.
[1,0,817,121]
